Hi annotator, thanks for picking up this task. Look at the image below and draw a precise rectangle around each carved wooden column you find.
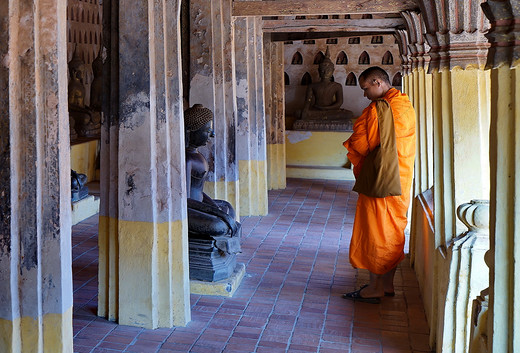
[98,0,190,328]
[0,1,73,351]
[190,0,239,212]
[264,35,286,191]
[481,1,520,351]
[402,11,433,194]
[234,16,268,216]
[395,29,412,94]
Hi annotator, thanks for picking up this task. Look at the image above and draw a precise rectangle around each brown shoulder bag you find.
[352,99,402,198]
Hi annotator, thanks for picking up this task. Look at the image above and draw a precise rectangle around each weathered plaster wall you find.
[234,17,268,216]
[1,1,73,351]
[284,34,402,118]
[98,0,190,329]
[264,38,286,190]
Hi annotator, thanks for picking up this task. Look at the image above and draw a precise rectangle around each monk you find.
[342,66,416,303]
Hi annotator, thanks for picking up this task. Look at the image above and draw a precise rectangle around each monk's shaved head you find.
[359,67,391,86]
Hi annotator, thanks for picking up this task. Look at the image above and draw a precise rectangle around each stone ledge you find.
[71,195,100,226]
[190,263,246,297]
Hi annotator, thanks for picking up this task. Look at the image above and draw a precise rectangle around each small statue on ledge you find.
[68,49,100,139]
[294,47,354,131]
[71,170,89,202]
[185,104,241,282]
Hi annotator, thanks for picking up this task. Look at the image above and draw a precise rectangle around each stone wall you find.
[284,33,402,118]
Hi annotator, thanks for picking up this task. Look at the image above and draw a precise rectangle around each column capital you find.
[401,11,431,71]
[482,0,520,68]
[419,0,490,71]
[395,29,412,75]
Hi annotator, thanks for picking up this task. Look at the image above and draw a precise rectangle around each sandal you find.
[342,285,381,304]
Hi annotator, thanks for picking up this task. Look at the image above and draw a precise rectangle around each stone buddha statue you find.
[294,47,353,131]
[88,50,103,132]
[68,49,100,138]
[71,170,89,202]
[185,104,241,281]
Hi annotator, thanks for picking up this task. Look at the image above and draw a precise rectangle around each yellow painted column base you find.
[190,263,246,297]
[0,307,73,353]
[267,143,286,190]
[238,160,268,216]
[98,216,190,329]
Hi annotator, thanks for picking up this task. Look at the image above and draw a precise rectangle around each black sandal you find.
[342,285,381,304]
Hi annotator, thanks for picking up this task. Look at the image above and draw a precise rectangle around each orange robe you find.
[343,88,416,275]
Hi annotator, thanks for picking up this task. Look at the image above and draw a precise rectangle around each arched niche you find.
[345,72,357,86]
[392,72,402,86]
[313,51,325,65]
[291,51,303,65]
[336,51,348,65]
[301,72,312,85]
[358,51,370,65]
[382,51,394,65]
[284,72,290,85]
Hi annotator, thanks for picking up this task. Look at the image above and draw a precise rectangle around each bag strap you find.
[375,99,397,152]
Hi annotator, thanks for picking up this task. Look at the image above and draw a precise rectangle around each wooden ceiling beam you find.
[232,0,418,17]
[263,18,405,33]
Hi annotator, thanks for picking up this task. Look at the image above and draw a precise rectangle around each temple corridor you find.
[72,179,431,353]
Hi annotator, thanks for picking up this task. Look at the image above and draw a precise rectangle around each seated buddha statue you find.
[294,47,353,131]
[185,104,241,255]
[87,50,102,134]
[68,50,99,138]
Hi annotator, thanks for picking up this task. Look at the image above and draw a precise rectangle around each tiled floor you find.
[72,178,432,353]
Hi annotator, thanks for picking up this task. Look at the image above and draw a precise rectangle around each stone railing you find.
[438,200,489,352]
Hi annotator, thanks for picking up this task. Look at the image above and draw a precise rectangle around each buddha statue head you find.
[184,104,215,148]
[318,46,334,81]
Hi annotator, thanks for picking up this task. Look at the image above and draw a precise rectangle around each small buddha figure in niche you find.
[68,49,100,138]
[295,47,353,130]
[88,49,103,132]
[185,104,241,254]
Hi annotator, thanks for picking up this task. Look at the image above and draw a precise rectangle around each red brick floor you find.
[72,178,432,353]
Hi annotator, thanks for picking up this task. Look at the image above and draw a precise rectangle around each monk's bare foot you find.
[383,285,395,294]
[359,284,384,298]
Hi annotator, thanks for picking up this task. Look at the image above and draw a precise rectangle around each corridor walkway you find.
[72,179,432,353]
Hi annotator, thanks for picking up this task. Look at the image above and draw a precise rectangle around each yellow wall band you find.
[0,307,73,353]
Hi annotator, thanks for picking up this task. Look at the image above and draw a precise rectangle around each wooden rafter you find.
[263,18,405,33]
[232,0,419,17]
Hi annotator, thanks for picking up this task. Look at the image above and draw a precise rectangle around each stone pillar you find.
[98,0,190,328]
[419,0,491,247]
[234,16,268,216]
[264,35,286,191]
[190,0,239,213]
[417,1,491,350]
[469,288,490,353]
[0,1,73,352]
[400,12,436,346]
[481,1,520,351]
[438,200,490,353]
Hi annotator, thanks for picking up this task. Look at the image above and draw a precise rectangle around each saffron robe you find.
[343,88,416,275]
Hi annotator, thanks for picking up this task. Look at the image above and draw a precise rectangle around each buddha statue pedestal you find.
[292,112,354,132]
[188,224,242,282]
